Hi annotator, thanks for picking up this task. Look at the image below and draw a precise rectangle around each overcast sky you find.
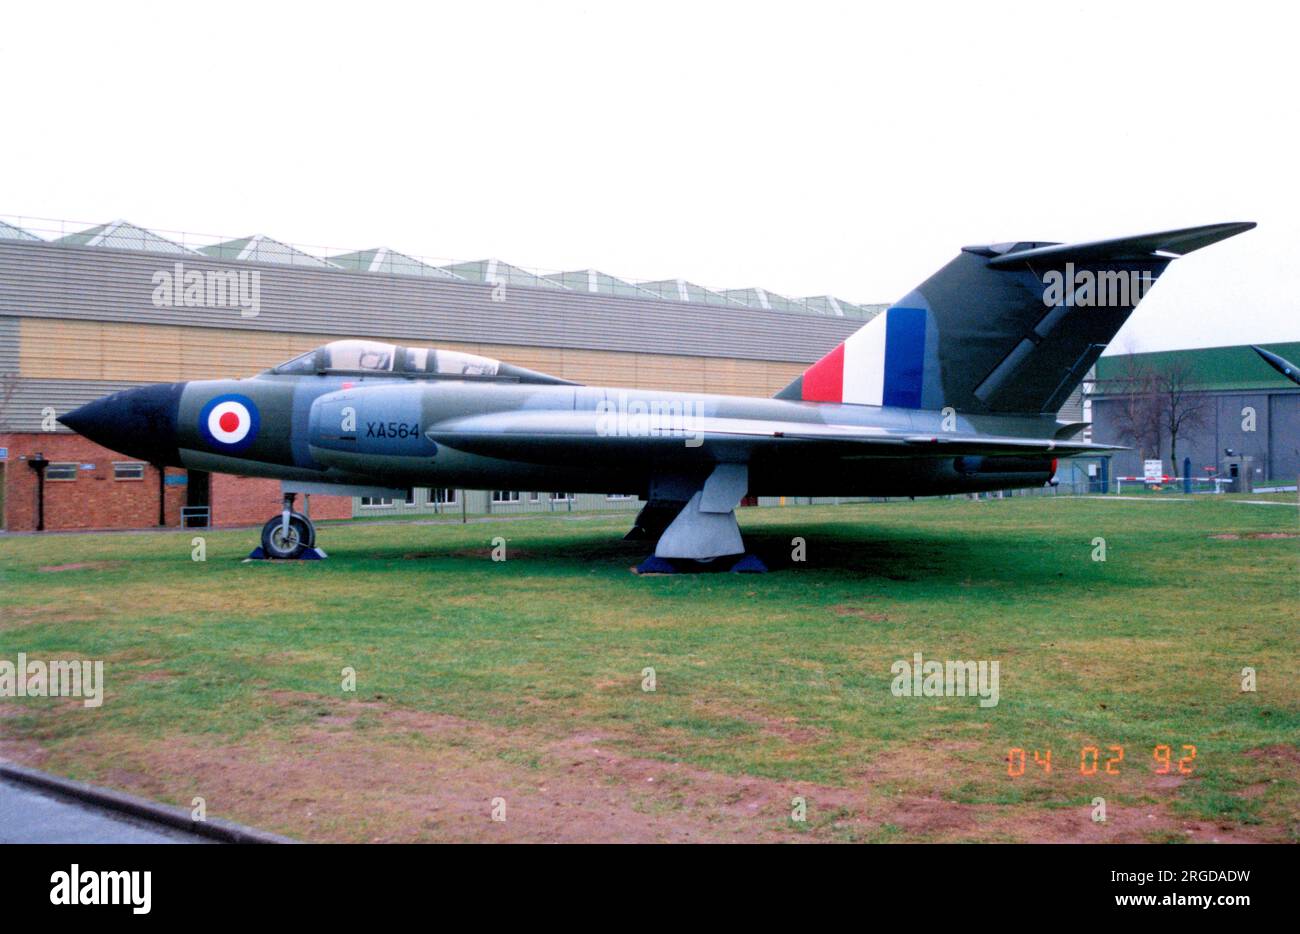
[2,1,1295,353]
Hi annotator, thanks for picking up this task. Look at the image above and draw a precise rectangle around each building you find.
[1089,342,1300,488]
[0,215,885,532]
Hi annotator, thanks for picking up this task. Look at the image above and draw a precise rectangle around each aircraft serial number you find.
[366,421,420,439]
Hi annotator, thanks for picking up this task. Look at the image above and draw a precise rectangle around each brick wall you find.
[0,433,350,531]
[209,472,351,528]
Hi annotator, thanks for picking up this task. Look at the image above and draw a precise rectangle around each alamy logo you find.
[595,391,705,448]
[1042,263,1154,308]
[152,262,260,317]
[890,652,999,708]
[0,654,103,708]
[50,865,151,914]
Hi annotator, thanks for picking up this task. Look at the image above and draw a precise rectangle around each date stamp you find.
[1006,744,1197,777]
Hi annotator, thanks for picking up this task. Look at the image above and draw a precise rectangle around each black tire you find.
[260,513,314,559]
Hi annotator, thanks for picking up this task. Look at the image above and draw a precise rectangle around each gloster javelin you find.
[60,222,1255,563]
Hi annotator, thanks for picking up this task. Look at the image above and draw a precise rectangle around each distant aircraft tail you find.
[776,222,1255,415]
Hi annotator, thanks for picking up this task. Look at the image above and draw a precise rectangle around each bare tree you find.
[1101,354,1214,476]
[1103,355,1162,465]
[1150,357,1212,475]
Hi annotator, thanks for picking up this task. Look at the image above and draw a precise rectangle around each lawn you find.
[0,495,1295,842]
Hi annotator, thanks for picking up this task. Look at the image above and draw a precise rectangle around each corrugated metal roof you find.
[56,220,194,255]
[11,215,887,315]
[0,242,863,364]
[329,247,464,280]
[1094,343,1300,393]
[199,235,339,268]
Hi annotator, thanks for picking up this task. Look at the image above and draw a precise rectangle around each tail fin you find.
[777,222,1255,414]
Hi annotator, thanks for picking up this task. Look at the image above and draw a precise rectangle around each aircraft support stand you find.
[636,463,767,574]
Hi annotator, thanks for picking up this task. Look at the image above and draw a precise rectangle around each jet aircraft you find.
[60,222,1255,566]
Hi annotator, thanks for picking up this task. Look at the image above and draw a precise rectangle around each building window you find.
[528,492,540,503]
[361,490,415,507]
[45,463,78,481]
[114,462,146,481]
[607,493,634,500]
[551,492,574,502]
[430,488,457,505]
[492,491,521,503]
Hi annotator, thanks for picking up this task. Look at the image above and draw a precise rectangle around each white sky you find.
[1,0,1296,353]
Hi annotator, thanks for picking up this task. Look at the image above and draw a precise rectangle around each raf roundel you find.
[199,394,260,451]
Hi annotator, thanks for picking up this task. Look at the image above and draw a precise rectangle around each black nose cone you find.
[59,382,185,466]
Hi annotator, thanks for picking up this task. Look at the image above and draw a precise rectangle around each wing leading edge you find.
[426,410,1118,463]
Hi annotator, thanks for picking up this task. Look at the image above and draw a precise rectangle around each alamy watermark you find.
[595,391,704,448]
[152,262,260,317]
[890,651,999,708]
[0,654,104,708]
[1042,263,1154,309]
[50,865,150,914]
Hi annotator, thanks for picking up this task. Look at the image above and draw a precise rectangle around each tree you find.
[1104,355,1162,465]
[1150,357,1212,476]
[1102,354,1213,476]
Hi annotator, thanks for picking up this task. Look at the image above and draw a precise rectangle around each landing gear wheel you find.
[260,512,315,559]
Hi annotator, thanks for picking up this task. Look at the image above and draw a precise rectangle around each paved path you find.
[0,778,213,843]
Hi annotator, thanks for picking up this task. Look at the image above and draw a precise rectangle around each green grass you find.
[0,494,1295,842]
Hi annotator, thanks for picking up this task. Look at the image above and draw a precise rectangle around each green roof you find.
[57,220,193,255]
[543,269,659,298]
[638,279,748,306]
[329,247,463,280]
[798,295,886,320]
[441,259,569,290]
[199,235,337,267]
[1095,342,1300,393]
[0,219,40,241]
[721,288,809,314]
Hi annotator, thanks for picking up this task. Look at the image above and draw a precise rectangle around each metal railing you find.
[180,506,210,528]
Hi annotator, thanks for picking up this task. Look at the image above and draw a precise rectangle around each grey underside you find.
[653,463,749,559]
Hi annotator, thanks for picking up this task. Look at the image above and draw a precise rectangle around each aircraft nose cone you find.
[59,382,186,466]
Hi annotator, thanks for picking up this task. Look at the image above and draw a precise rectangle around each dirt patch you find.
[1209,532,1299,540]
[0,706,50,768]
[0,604,97,629]
[20,695,1285,843]
[683,698,829,745]
[58,717,817,842]
[832,605,890,621]
[1245,744,1300,765]
[128,670,180,683]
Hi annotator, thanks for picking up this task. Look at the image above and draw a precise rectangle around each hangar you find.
[0,214,884,532]
[1089,342,1300,489]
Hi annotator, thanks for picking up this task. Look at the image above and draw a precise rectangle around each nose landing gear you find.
[252,492,325,560]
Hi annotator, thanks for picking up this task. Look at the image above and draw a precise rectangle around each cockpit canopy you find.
[270,339,573,385]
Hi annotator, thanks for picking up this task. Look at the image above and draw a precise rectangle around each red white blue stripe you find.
[801,306,927,407]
